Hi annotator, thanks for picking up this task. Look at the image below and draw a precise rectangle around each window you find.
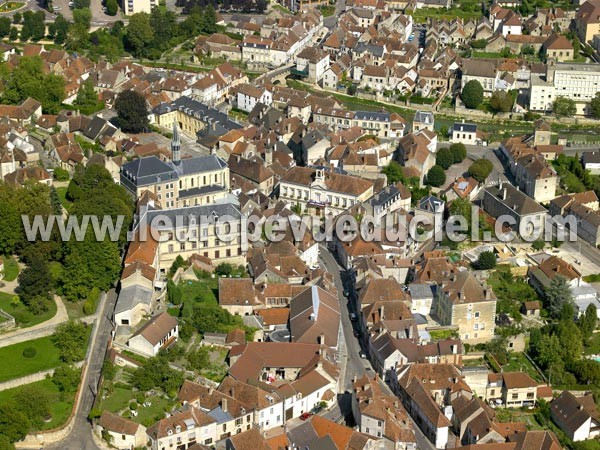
[512,393,518,400]
[527,392,534,399]
[474,311,480,319]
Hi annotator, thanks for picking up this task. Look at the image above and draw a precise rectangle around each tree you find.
[591,92,600,119]
[449,143,466,163]
[53,167,70,181]
[471,38,487,49]
[468,159,493,183]
[545,277,574,318]
[0,403,30,443]
[17,258,52,312]
[0,17,11,37]
[114,90,149,133]
[52,321,89,363]
[73,8,92,28]
[12,385,51,428]
[0,435,15,450]
[125,13,154,57]
[52,365,81,393]
[439,125,449,139]
[3,56,66,114]
[8,27,17,41]
[74,79,99,113]
[382,161,404,184]
[187,347,210,372]
[48,14,69,44]
[474,251,496,270]
[500,46,513,58]
[490,91,514,113]
[425,165,446,187]
[521,45,535,55]
[106,0,118,15]
[132,356,183,394]
[202,4,218,34]
[168,255,187,278]
[20,11,45,41]
[461,80,484,109]
[553,96,576,117]
[73,0,90,7]
[531,239,545,251]
[436,148,454,170]
[12,12,21,24]
[580,303,597,339]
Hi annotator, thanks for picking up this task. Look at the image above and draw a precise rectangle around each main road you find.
[318,246,436,450]
[41,289,118,450]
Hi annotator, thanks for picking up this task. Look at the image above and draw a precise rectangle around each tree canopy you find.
[461,80,484,109]
[114,90,149,133]
[474,251,496,270]
[553,96,576,117]
[591,92,600,119]
[468,159,493,183]
[425,165,446,187]
[490,90,514,113]
[1,56,66,114]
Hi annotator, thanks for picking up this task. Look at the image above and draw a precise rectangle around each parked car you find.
[353,329,361,337]
[359,351,367,359]
[349,312,357,321]
[300,412,312,420]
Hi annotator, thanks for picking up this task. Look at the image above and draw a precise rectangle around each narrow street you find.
[319,246,436,450]
[42,289,117,450]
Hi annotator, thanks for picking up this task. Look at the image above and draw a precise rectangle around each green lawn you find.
[584,331,600,355]
[0,291,57,328]
[500,352,543,382]
[319,4,335,16]
[0,378,76,430]
[1,256,19,281]
[429,329,458,340]
[99,386,173,427]
[55,186,72,212]
[0,336,62,382]
[177,279,218,318]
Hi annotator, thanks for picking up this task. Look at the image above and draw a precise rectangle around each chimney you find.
[379,305,384,320]
[222,398,228,412]
[502,188,507,201]
[319,334,325,346]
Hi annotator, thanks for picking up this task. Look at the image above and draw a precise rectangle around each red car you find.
[299,412,313,420]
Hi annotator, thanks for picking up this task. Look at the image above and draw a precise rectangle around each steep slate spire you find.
[171,121,181,165]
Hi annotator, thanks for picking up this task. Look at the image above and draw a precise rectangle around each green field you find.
[0,377,76,430]
[0,336,62,382]
[0,291,57,328]
[1,256,19,281]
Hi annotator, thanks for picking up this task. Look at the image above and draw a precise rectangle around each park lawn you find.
[101,387,135,413]
[500,352,543,382]
[0,378,76,430]
[55,186,72,212]
[0,291,57,328]
[410,6,483,22]
[0,336,62,382]
[1,256,19,281]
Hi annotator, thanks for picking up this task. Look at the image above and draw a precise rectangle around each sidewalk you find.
[0,295,69,348]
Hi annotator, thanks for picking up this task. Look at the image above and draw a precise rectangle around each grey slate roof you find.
[115,285,152,315]
[485,183,546,215]
[355,111,390,122]
[414,111,434,124]
[120,154,227,192]
[153,96,241,138]
[143,202,243,230]
[409,284,435,299]
[452,122,477,133]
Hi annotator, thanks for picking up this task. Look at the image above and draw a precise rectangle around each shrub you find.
[129,401,138,411]
[22,347,37,358]
[136,393,145,404]
[53,167,70,181]
[83,299,94,315]
[461,80,484,109]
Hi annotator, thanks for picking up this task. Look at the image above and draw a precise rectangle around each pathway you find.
[0,295,69,348]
